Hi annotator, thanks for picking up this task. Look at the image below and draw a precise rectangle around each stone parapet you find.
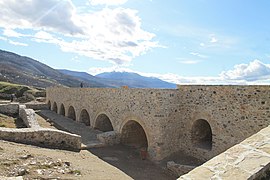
[179,125,270,180]
[0,127,81,151]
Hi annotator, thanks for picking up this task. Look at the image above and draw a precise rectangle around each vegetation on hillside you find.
[0,81,45,102]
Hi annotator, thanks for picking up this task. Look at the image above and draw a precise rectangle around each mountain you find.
[58,69,113,88]
[0,49,106,88]
[96,71,177,89]
[0,49,176,89]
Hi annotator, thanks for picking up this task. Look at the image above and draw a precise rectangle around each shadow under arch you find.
[68,106,76,121]
[79,109,90,126]
[52,102,58,113]
[120,120,148,149]
[191,119,212,150]
[94,113,113,132]
[59,103,65,116]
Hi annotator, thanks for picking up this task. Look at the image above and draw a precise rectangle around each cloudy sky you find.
[0,0,270,85]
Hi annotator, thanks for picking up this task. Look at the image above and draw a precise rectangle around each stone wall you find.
[19,105,39,128]
[179,124,270,180]
[0,103,19,116]
[25,102,49,110]
[0,103,81,151]
[46,85,270,161]
[0,127,81,150]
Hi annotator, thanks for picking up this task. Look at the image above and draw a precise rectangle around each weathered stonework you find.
[19,105,40,128]
[0,103,19,115]
[0,127,81,150]
[179,124,270,180]
[0,103,81,150]
[46,85,270,162]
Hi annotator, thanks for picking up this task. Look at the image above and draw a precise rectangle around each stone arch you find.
[47,100,51,110]
[68,106,76,121]
[94,113,113,132]
[59,104,65,116]
[79,109,90,126]
[121,120,148,149]
[191,119,212,150]
[52,102,58,113]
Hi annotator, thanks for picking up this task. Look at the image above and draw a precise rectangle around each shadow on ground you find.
[89,145,177,180]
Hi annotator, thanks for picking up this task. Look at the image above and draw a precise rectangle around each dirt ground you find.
[0,140,132,180]
[0,140,177,180]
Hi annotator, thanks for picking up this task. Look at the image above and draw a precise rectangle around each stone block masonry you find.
[179,124,270,180]
[46,85,270,161]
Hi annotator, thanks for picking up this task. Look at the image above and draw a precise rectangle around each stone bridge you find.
[46,85,270,161]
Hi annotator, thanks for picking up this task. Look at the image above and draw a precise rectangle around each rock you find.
[19,154,32,159]
[97,131,120,146]
[64,161,71,167]
[17,168,28,176]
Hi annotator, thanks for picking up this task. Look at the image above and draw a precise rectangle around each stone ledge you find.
[0,127,81,151]
[179,125,270,180]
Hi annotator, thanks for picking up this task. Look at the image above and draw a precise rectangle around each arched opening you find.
[191,119,212,150]
[59,104,65,116]
[47,100,51,110]
[95,114,113,132]
[68,106,76,121]
[52,102,57,113]
[79,109,90,126]
[121,120,148,149]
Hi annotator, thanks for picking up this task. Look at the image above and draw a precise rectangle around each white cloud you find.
[0,0,159,65]
[89,0,128,6]
[3,29,26,38]
[220,60,270,81]
[178,60,201,64]
[210,34,218,43]
[0,0,82,35]
[190,52,208,59]
[8,40,28,46]
[0,36,7,41]
[0,35,28,46]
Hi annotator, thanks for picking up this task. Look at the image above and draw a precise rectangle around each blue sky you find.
[0,0,270,84]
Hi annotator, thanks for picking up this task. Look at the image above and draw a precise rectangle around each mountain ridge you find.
[0,49,176,89]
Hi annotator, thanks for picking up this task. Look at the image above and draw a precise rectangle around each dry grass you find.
[0,113,26,128]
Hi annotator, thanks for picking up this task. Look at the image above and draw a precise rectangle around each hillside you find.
[0,50,106,88]
[0,49,176,89]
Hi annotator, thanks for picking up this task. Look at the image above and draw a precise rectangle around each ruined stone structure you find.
[46,85,270,161]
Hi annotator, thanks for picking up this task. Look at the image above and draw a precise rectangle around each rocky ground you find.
[0,140,132,180]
